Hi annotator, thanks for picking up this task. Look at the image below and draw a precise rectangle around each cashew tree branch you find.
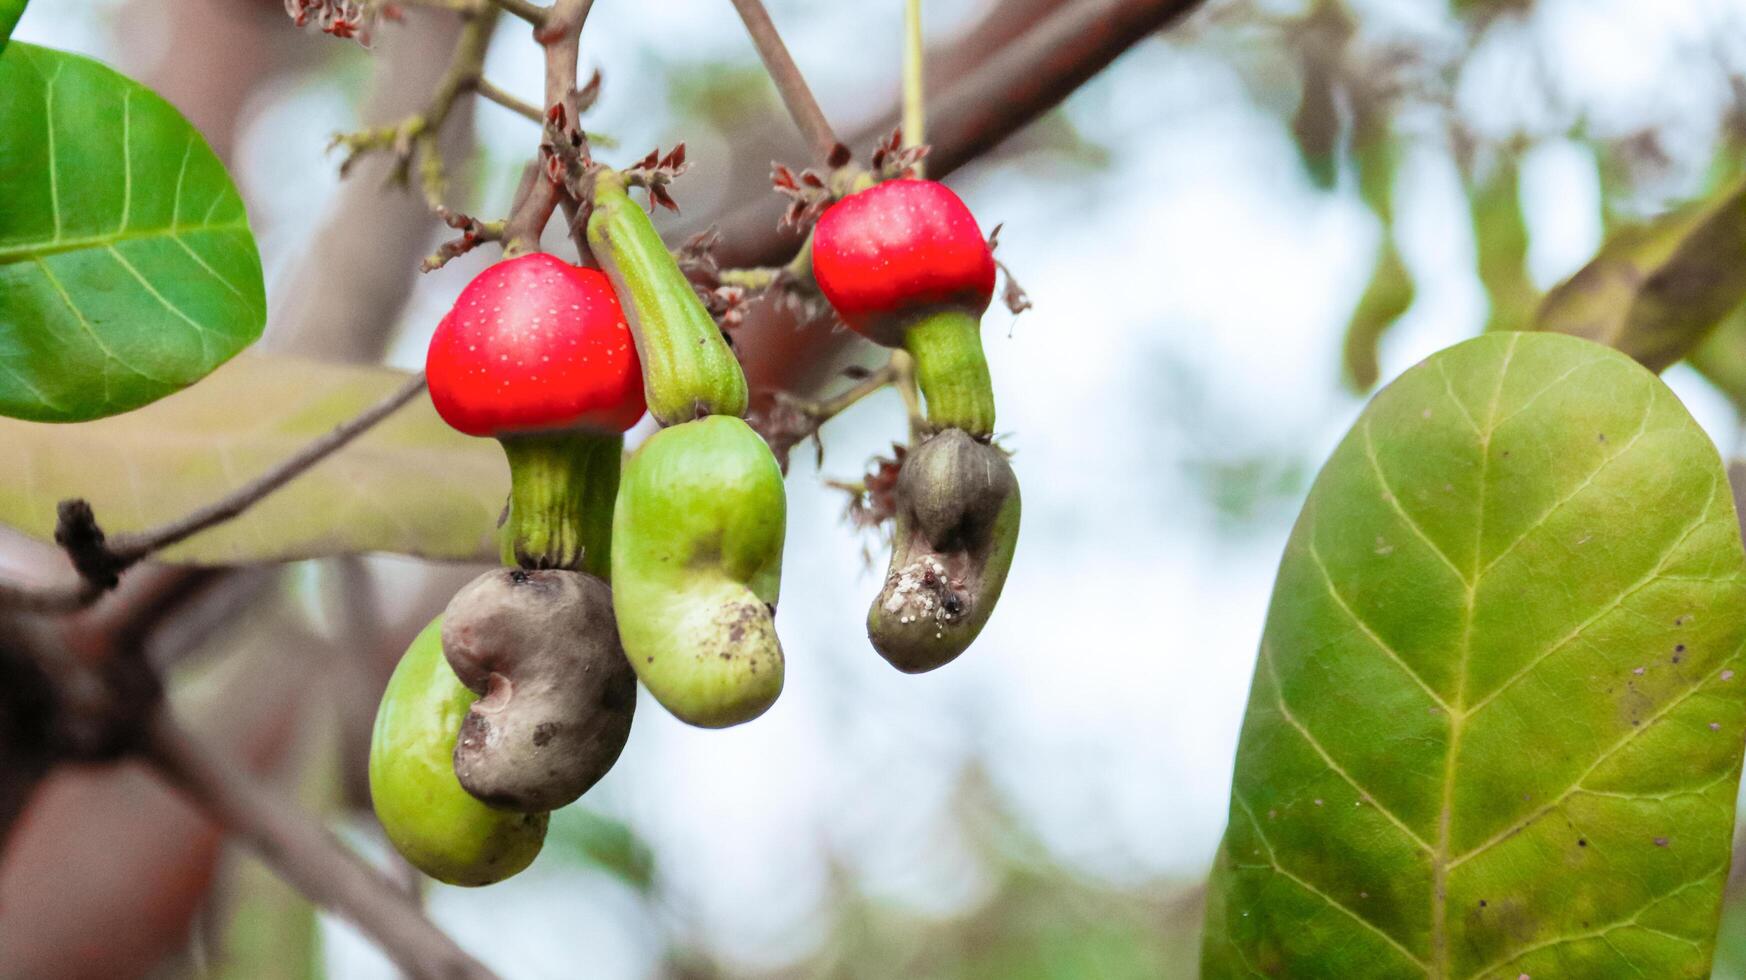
[727,0,843,163]
[146,709,499,980]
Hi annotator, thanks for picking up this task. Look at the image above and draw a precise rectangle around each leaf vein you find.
[1464,474,1722,718]
[1476,391,1656,579]
[1448,656,1738,870]
[1261,642,1435,851]
[1232,793,1430,969]
[1305,539,1454,712]
[1361,418,1470,588]
[1469,866,1718,977]
[33,257,178,388]
[104,245,219,361]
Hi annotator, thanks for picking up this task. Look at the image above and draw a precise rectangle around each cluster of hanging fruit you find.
[369,153,1020,886]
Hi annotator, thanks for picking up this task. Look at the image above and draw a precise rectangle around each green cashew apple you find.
[612,415,786,727]
[587,167,749,426]
[369,617,546,886]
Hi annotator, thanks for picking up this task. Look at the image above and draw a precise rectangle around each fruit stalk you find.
[499,429,621,576]
[902,308,995,437]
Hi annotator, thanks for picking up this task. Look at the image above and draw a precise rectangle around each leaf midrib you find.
[1429,331,1521,978]
[0,221,250,265]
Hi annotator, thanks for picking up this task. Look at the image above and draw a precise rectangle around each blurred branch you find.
[144,710,497,980]
[713,0,1208,271]
[0,374,429,614]
[903,0,926,176]
[728,0,845,164]
[751,360,901,470]
[475,77,543,122]
[501,0,596,255]
[332,7,502,210]
[486,0,547,24]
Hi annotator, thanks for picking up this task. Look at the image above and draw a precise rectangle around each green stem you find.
[902,0,926,176]
[499,430,621,578]
[903,308,994,437]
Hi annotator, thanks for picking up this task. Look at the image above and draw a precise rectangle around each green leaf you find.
[1688,302,1746,415]
[1470,159,1537,335]
[1340,236,1414,392]
[0,1,25,52]
[0,43,265,422]
[1286,0,1353,192]
[1340,125,1414,393]
[0,353,506,564]
[544,807,656,894]
[1535,174,1746,373]
[1203,332,1746,977]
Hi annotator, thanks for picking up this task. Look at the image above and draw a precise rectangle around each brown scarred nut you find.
[441,568,636,812]
[867,428,1021,673]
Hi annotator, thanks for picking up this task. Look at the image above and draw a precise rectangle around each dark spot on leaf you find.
[1478,899,1488,908]
[1597,432,1606,442]
[1577,838,1587,847]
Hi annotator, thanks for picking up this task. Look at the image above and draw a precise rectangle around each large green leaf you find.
[1535,174,1746,373]
[0,1,25,52]
[0,43,265,421]
[1203,332,1746,977]
[0,353,505,564]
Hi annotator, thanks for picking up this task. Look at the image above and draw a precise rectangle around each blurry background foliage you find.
[7,0,1746,977]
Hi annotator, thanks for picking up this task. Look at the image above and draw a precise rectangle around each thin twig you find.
[145,709,499,980]
[752,361,902,471]
[474,77,543,122]
[791,362,899,428]
[332,7,502,209]
[727,0,843,163]
[707,0,1212,270]
[487,0,549,25]
[0,373,429,614]
[109,373,430,561]
[902,0,926,176]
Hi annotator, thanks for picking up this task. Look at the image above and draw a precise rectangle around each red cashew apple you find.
[425,252,644,573]
[812,179,998,437]
[416,253,644,817]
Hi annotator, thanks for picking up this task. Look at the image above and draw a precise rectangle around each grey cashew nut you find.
[441,567,636,812]
[867,428,1022,673]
